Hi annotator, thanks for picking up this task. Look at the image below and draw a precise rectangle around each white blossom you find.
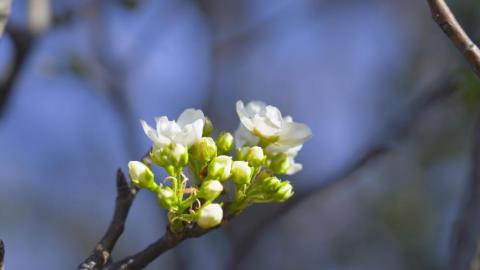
[235,101,311,151]
[235,101,311,175]
[141,108,205,148]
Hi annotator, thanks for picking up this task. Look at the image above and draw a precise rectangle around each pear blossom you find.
[197,203,223,229]
[141,108,205,149]
[235,101,311,151]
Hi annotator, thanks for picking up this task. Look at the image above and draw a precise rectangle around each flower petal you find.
[286,161,302,175]
[277,121,312,147]
[141,119,170,147]
[177,108,204,127]
[246,100,266,115]
[264,105,282,128]
[234,124,259,148]
[236,101,255,131]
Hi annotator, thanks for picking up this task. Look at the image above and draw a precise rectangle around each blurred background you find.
[1,0,480,269]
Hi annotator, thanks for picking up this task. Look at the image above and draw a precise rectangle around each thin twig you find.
[425,1,480,269]
[78,170,139,270]
[226,77,458,270]
[106,212,234,270]
[0,27,34,117]
[426,0,480,78]
[0,239,4,270]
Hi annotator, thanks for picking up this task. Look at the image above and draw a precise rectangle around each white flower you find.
[197,203,223,229]
[141,108,205,148]
[284,145,303,175]
[235,101,311,151]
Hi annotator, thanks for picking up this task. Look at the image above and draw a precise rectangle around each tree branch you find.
[226,77,458,270]
[0,239,4,270]
[78,170,139,270]
[0,27,34,117]
[426,0,480,78]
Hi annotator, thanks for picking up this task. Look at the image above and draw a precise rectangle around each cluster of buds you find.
[128,101,311,232]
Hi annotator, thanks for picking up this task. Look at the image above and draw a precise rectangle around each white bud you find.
[198,180,223,200]
[207,155,232,181]
[197,203,223,229]
[231,161,252,185]
[246,146,265,167]
[128,161,156,191]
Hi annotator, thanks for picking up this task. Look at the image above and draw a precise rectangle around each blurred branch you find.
[0,239,4,270]
[87,1,139,159]
[425,1,480,270]
[0,27,34,117]
[0,1,95,118]
[78,170,139,270]
[0,0,11,38]
[451,117,480,270]
[226,77,458,270]
[426,0,480,78]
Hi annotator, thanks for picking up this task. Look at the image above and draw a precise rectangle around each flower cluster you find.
[128,101,311,232]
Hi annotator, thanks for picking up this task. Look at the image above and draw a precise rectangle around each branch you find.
[0,27,34,117]
[226,77,458,270]
[450,117,480,270]
[0,239,4,270]
[106,225,215,270]
[426,0,480,78]
[78,170,139,270]
[0,2,93,118]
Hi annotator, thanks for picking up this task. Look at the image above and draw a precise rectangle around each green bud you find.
[257,176,282,194]
[236,146,249,161]
[270,153,291,174]
[207,155,232,181]
[216,132,234,154]
[128,161,157,191]
[189,137,217,164]
[197,203,223,229]
[231,161,252,185]
[203,117,214,137]
[246,146,265,167]
[271,181,294,202]
[151,143,188,170]
[198,180,223,201]
[157,186,177,210]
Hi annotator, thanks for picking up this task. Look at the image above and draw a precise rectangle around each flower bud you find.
[157,186,177,210]
[207,155,232,181]
[151,143,188,170]
[231,161,252,185]
[189,137,217,164]
[197,203,223,229]
[216,131,234,154]
[257,176,281,194]
[198,180,223,201]
[128,161,157,191]
[236,146,249,161]
[203,117,214,137]
[246,146,265,167]
[271,181,294,202]
[270,153,291,174]
[169,143,188,167]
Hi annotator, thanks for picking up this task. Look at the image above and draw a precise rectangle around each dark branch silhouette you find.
[78,170,139,270]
